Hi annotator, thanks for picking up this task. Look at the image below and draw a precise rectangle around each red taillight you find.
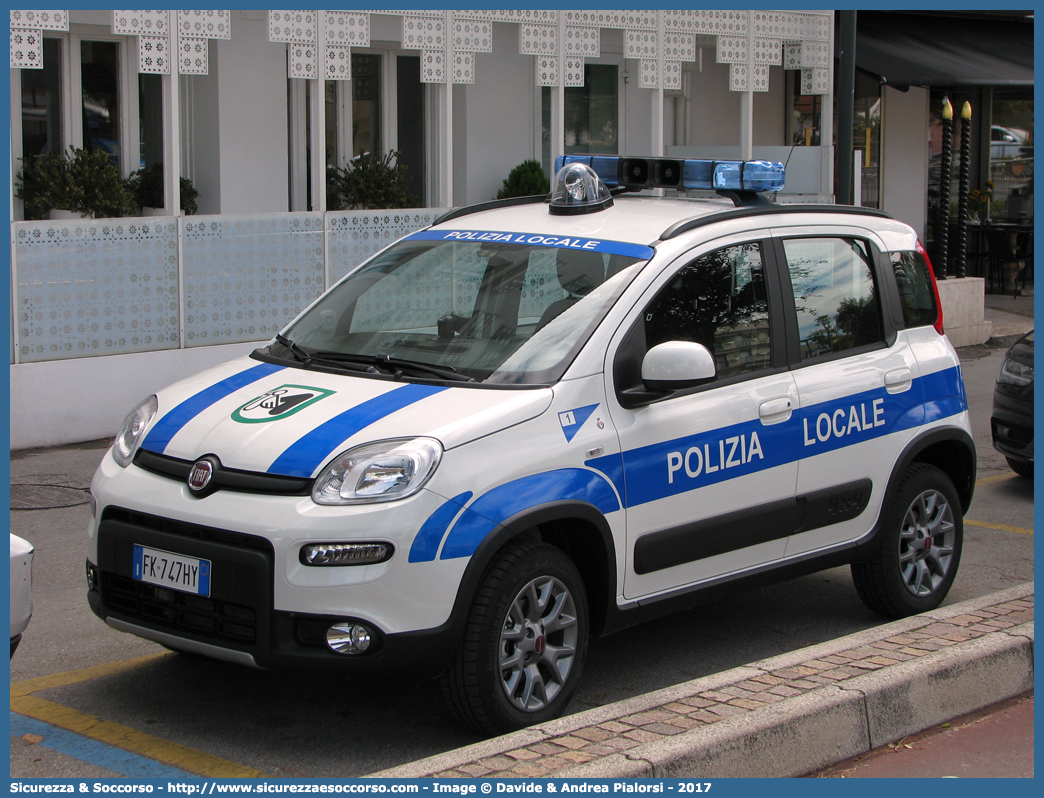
[917,241,944,335]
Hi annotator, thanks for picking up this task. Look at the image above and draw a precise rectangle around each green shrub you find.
[496,160,550,200]
[125,163,199,214]
[16,146,132,219]
[327,151,416,210]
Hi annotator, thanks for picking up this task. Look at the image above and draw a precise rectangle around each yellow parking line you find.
[965,519,1034,536]
[11,655,269,778]
[976,473,1022,486]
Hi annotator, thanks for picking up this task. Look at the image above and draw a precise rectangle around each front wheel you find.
[440,540,589,735]
[852,464,963,618]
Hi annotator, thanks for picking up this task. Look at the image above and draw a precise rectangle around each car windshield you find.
[275,231,649,385]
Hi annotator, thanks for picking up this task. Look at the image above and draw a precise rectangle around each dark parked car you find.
[991,330,1034,477]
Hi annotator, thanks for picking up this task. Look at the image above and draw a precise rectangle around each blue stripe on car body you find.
[268,383,449,478]
[409,491,473,563]
[142,362,285,454]
[592,366,966,510]
[438,469,621,560]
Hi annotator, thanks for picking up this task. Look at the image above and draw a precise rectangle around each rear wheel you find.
[852,464,962,618]
[1006,456,1033,479]
[440,540,589,735]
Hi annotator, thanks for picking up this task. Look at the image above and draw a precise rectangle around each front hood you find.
[138,357,552,478]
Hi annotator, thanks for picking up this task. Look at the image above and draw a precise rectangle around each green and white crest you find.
[232,385,334,423]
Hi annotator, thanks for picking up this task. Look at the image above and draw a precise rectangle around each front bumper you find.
[86,506,461,673]
[991,392,1033,462]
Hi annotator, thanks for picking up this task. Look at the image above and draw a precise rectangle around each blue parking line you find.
[10,712,197,778]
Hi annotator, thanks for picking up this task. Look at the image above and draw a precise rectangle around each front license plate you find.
[133,545,212,597]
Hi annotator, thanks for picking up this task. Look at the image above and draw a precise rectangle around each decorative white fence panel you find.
[181,213,324,348]
[11,209,445,364]
[13,218,180,363]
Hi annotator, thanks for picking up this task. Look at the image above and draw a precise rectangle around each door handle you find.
[759,397,793,423]
[884,367,913,393]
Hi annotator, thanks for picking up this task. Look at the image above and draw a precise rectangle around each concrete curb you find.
[373,584,1033,778]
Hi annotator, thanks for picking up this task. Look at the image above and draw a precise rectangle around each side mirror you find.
[641,341,716,391]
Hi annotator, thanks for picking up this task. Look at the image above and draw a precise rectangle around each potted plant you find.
[125,163,199,215]
[496,159,550,199]
[16,146,132,219]
[327,151,415,210]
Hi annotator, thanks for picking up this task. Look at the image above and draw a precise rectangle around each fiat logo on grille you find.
[188,459,215,493]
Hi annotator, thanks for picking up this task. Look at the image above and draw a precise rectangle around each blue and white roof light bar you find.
[553,155,786,193]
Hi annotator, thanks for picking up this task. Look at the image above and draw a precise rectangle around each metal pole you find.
[836,10,857,205]
[956,101,972,280]
[937,98,953,279]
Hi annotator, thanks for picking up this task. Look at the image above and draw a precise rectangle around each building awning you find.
[856,12,1034,88]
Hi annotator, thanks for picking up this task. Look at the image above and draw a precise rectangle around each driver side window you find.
[644,242,772,379]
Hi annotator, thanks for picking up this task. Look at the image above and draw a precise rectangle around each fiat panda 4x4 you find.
[87,156,975,734]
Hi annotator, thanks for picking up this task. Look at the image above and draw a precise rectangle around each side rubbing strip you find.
[633,479,873,574]
[268,383,448,478]
[142,363,285,454]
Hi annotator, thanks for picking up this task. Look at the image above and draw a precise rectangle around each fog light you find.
[85,561,98,591]
[326,623,374,655]
[300,542,393,566]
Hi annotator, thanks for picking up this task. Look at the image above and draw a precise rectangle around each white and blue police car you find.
[87,156,975,734]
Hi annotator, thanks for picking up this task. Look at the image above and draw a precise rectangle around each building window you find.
[788,72,822,147]
[21,38,63,158]
[853,72,882,209]
[989,90,1033,221]
[541,64,619,173]
[138,73,162,171]
[80,40,122,166]
[352,53,382,159]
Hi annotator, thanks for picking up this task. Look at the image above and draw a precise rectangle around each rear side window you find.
[783,237,884,360]
[889,250,939,329]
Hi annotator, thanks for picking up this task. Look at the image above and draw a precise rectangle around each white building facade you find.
[9,9,841,448]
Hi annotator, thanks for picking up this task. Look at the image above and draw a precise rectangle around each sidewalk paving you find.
[375,584,1033,779]
[807,693,1033,778]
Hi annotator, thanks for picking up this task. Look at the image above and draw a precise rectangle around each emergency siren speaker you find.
[617,158,683,189]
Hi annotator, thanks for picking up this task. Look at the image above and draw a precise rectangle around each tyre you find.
[852,463,962,618]
[440,540,589,735]
[1006,456,1033,479]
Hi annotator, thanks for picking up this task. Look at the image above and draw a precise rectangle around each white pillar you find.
[739,90,754,161]
[162,11,182,216]
[310,17,326,212]
[440,82,453,206]
[652,87,664,157]
[820,25,836,201]
[550,84,564,173]
[439,9,454,207]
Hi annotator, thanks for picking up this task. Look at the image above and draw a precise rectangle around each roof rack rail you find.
[432,194,548,226]
[656,204,893,242]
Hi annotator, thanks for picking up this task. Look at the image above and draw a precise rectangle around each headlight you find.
[113,395,158,467]
[312,437,442,505]
[998,356,1033,387]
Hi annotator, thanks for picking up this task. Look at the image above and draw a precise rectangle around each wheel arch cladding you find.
[903,428,977,514]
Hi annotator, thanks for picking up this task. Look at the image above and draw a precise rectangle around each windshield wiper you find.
[316,351,476,383]
[274,334,379,374]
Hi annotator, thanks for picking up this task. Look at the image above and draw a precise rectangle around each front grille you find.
[96,508,274,651]
[102,507,275,554]
[133,449,313,497]
[102,573,257,644]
